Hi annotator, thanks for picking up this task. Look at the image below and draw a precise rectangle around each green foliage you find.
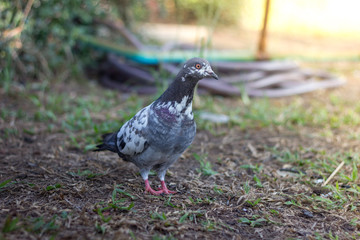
[0,0,106,86]
[2,216,20,233]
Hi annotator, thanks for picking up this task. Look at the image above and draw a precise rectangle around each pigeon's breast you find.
[148,101,196,154]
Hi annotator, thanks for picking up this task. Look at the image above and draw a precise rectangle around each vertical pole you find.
[256,0,271,60]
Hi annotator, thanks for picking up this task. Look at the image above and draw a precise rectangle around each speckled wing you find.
[116,105,151,157]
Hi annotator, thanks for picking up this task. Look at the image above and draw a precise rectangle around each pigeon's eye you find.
[195,63,202,69]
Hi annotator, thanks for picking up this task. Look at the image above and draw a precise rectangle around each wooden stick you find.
[256,0,271,60]
[322,161,345,187]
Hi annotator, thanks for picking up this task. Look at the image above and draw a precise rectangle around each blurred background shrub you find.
[1,0,241,86]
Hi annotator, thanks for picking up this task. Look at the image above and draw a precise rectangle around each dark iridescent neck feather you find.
[156,70,198,105]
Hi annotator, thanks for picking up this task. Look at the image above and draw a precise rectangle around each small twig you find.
[322,161,345,187]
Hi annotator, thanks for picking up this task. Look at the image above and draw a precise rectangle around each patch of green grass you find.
[253,175,263,188]
[0,179,15,190]
[194,153,218,176]
[328,231,340,240]
[62,108,93,131]
[95,221,106,234]
[188,196,204,204]
[243,181,251,194]
[246,198,261,207]
[26,215,59,236]
[239,164,263,173]
[2,215,20,233]
[164,196,182,209]
[213,185,223,194]
[269,209,279,215]
[238,216,267,227]
[68,169,102,179]
[178,210,204,223]
[2,214,61,237]
[195,93,360,130]
[94,185,135,223]
[201,220,217,231]
[0,128,19,140]
[150,212,167,221]
[284,199,301,207]
[112,185,136,201]
[45,183,62,191]
[0,108,27,121]
[340,162,358,183]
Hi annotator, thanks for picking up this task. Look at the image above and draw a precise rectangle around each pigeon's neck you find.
[157,74,198,104]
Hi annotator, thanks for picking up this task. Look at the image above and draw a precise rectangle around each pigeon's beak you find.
[206,66,219,80]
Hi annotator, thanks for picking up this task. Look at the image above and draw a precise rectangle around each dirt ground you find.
[1,61,360,240]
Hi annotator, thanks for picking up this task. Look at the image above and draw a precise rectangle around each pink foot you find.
[144,179,163,195]
[159,180,177,194]
[144,180,176,195]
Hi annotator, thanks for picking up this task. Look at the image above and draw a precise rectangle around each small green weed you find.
[27,216,59,235]
[239,164,263,172]
[0,179,15,189]
[242,181,251,194]
[94,185,135,222]
[213,185,223,194]
[253,175,263,188]
[68,170,102,179]
[269,209,279,215]
[45,183,62,191]
[164,196,182,209]
[194,153,217,176]
[150,212,167,221]
[284,199,301,207]
[238,216,267,227]
[95,221,106,234]
[179,210,204,223]
[188,196,203,204]
[2,215,20,233]
[246,198,261,207]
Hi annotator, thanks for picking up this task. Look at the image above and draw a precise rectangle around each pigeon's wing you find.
[116,105,151,157]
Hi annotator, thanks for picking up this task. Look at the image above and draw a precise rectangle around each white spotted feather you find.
[116,105,151,156]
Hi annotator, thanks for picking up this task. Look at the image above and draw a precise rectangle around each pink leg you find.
[159,180,176,194]
[144,179,176,195]
[144,179,163,195]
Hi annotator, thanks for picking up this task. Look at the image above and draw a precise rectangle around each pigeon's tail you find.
[94,132,118,153]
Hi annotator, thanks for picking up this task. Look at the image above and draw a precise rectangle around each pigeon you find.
[94,58,218,195]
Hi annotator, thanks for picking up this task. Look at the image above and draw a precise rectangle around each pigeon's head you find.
[181,58,218,81]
